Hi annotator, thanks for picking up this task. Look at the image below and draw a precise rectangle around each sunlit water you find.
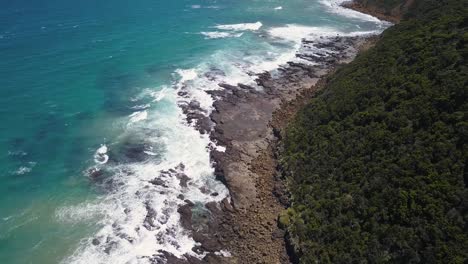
[0,0,387,263]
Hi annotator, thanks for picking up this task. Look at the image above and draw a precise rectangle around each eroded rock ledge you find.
[162,35,377,264]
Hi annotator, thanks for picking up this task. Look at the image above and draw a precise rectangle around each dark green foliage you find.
[356,0,405,11]
[281,0,468,263]
[353,0,412,17]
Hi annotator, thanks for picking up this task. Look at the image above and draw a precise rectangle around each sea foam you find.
[200,31,244,39]
[60,3,389,263]
[214,21,262,31]
[128,110,148,124]
[61,73,229,264]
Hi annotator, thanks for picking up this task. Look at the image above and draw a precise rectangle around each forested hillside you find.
[347,0,415,22]
[281,0,468,263]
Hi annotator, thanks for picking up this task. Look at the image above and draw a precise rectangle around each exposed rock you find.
[218,83,238,90]
[144,202,158,230]
[177,203,193,231]
[150,178,168,187]
[92,238,100,246]
[202,35,375,264]
[87,167,104,179]
[155,34,377,264]
[177,173,190,187]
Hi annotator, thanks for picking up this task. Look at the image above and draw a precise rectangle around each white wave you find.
[274,6,283,10]
[62,83,229,264]
[189,4,220,9]
[215,250,231,257]
[13,166,32,175]
[62,5,389,262]
[12,162,36,175]
[128,110,148,123]
[214,21,262,31]
[175,68,198,83]
[56,202,107,223]
[143,150,157,156]
[268,24,340,43]
[268,24,382,44]
[200,31,243,39]
[131,104,151,110]
[2,215,13,221]
[151,87,168,102]
[215,145,226,152]
[8,150,27,156]
[94,145,109,165]
[97,145,107,155]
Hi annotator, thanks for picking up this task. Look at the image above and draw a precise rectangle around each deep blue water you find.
[0,0,387,263]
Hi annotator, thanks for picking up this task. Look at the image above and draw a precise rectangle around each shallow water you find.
[0,0,388,263]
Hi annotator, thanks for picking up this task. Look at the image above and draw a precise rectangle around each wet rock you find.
[205,201,221,215]
[150,178,168,188]
[104,241,118,254]
[144,203,158,230]
[218,83,237,90]
[221,198,235,213]
[92,238,100,245]
[158,34,373,263]
[177,203,194,231]
[87,167,104,179]
[255,71,272,88]
[180,101,213,134]
[176,163,185,171]
[109,140,154,163]
[124,144,148,161]
[199,186,210,194]
[158,208,170,225]
[188,100,201,109]
[156,251,193,264]
[177,173,190,187]
[178,90,189,97]
[192,232,222,252]
[237,83,255,90]
[204,68,226,81]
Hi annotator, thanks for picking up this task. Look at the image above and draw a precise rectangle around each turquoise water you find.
[0,0,387,263]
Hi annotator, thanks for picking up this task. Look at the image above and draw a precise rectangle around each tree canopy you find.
[281,0,468,263]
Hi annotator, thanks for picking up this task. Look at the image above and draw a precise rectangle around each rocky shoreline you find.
[164,33,380,264]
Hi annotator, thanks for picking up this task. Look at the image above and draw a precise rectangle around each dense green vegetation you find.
[281,0,468,263]
[352,0,413,19]
[355,0,406,11]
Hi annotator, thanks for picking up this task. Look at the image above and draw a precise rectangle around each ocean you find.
[0,0,387,263]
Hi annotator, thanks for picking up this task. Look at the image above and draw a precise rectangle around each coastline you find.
[168,3,391,264]
[210,35,378,264]
[3,0,465,262]
[173,37,381,264]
